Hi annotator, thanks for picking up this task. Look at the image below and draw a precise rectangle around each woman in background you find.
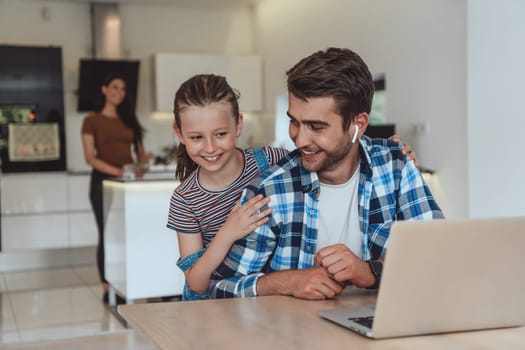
[81,72,147,303]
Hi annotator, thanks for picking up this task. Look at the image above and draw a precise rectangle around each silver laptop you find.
[319,217,525,338]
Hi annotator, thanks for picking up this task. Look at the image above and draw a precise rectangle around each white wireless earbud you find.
[352,125,359,144]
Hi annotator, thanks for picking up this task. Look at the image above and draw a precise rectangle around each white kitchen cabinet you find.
[1,214,69,250]
[1,173,68,250]
[67,175,97,247]
[68,212,97,247]
[1,173,96,251]
[1,173,68,215]
[154,52,262,112]
[103,178,184,300]
[67,175,92,211]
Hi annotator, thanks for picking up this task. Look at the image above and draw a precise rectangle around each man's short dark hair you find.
[286,47,374,130]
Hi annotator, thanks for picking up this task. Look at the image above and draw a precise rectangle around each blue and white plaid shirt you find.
[210,137,444,298]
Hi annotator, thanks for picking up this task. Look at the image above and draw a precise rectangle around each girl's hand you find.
[220,194,272,242]
[388,134,419,167]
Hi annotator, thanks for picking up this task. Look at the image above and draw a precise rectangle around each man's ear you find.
[353,112,369,139]
[173,124,184,144]
[236,113,244,138]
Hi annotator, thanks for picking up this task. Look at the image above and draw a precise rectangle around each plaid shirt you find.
[210,137,444,298]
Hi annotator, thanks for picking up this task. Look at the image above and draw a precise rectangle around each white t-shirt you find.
[316,166,361,258]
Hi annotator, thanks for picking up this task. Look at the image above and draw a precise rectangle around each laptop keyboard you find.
[349,316,374,328]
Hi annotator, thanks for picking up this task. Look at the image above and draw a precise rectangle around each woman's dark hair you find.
[286,47,374,130]
[98,72,145,151]
[173,74,240,182]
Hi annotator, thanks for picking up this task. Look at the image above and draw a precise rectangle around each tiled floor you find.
[0,266,158,349]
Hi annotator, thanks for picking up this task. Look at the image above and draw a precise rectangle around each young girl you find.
[81,72,148,304]
[167,74,288,300]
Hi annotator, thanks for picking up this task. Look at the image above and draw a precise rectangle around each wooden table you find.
[119,287,525,349]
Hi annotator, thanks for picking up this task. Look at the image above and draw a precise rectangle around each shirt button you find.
[306,245,312,252]
[309,209,315,215]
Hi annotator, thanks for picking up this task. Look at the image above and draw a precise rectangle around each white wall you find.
[467,0,525,218]
[253,0,468,218]
[0,0,254,172]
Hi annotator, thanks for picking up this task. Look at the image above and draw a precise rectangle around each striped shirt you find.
[210,137,444,298]
[167,147,288,246]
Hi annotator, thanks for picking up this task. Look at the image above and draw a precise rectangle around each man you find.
[210,47,444,300]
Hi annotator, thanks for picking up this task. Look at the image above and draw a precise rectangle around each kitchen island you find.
[103,173,184,304]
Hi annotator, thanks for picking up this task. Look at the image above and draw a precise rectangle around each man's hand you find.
[315,244,375,288]
[389,134,419,167]
[257,267,344,300]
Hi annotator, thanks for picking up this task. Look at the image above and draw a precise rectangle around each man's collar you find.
[358,136,374,178]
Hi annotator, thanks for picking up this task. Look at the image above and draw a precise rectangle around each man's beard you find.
[300,138,354,173]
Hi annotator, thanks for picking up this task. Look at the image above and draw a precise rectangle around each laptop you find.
[319,217,525,338]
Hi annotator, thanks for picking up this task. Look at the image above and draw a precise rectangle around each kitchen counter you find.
[109,171,176,182]
[102,176,184,303]
[67,166,176,178]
